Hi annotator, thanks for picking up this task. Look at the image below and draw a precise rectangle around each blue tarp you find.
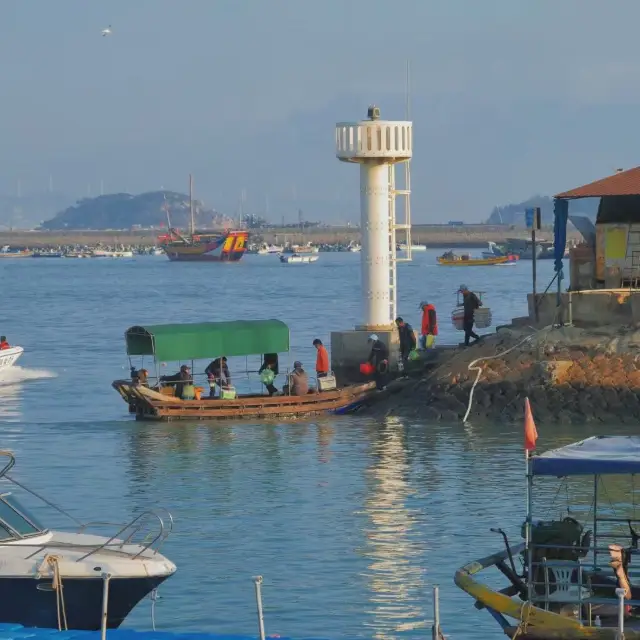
[532,436,640,476]
[553,198,569,276]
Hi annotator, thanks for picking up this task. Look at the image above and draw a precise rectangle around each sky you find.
[1,0,640,223]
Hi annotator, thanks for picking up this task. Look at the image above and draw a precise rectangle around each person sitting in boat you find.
[130,366,149,387]
[0,336,9,350]
[258,354,279,396]
[283,361,309,396]
[205,357,231,398]
[160,364,192,398]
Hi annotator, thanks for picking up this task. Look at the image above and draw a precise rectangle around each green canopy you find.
[125,320,290,362]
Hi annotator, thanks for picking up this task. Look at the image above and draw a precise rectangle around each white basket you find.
[451,307,493,330]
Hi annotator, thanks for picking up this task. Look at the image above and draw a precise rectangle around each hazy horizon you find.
[1,0,639,224]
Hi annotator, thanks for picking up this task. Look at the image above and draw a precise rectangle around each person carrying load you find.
[419,302,438,349]
[395,317,416,371]
[459,284,481,347]
[367,334,389,391]
[259,353,279,396]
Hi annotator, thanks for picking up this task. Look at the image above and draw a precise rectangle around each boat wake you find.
[0,366,57,386]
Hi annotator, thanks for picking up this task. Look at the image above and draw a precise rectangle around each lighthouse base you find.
[330,328,400,385]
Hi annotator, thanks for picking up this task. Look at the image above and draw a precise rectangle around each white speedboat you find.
[91,250,134,258]
[0,451,176,630]
[0,347,23,372]
[279,253,319,264]
[347,242,361,252]
[397,243,427,252]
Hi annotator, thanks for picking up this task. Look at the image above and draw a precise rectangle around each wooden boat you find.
[437,251,518,266]
[112,319,376,421]
[455,435,640,639]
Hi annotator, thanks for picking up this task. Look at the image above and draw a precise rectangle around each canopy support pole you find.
[593,475,599,571]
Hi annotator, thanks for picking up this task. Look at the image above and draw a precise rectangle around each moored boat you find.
[0,246,32,258]
[0,346,23,372]
[437,250,518,266]
[279,253,319,264]
[113,320,376,421]
[455,434,640,639]
[397,243,427,252]
[0,450,175,629]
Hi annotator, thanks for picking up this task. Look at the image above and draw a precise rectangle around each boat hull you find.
[163,231,248,262]
[113,380,376,421]
[437,256,516,266]
[0,574,167,630]
[0,347,23,371]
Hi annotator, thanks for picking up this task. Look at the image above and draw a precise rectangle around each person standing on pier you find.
[459,284,481,346]
[419,302,438,349]
[395,317,416,371]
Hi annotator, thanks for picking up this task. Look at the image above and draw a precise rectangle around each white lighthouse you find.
[331,106,413,377]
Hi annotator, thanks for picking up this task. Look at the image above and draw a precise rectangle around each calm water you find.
[0,250,624,639]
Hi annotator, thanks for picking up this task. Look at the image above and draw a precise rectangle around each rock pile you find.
[380,325,640,424]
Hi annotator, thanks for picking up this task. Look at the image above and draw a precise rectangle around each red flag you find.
[524,397,538,452]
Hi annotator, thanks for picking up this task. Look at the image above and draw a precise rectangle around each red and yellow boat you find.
[159,229,248,262]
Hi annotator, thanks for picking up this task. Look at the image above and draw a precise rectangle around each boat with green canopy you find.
[112,319,375,421]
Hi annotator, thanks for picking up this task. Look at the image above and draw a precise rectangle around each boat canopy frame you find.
[125,319,290,363]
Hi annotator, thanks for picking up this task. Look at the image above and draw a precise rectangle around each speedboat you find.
[279,253,319,264]
[0,347,23,372]
[0,451,175,630]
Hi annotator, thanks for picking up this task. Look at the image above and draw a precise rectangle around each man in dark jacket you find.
[160,364,192,398]
[205,357,231,397]
[367,334,389,390]
[459,284,481,346]
[395,317,416,372]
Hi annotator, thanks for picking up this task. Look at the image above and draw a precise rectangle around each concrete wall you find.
[330,329,401,383]
[528,290,640,327]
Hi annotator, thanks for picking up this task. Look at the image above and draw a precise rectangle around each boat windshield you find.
[0,493,45,540]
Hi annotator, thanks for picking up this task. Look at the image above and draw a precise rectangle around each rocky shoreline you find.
[378,325,640,424]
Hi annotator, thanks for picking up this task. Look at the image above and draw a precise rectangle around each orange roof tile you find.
[555,167,640,199]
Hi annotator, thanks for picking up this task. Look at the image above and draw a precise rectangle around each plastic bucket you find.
[360,363,375,376]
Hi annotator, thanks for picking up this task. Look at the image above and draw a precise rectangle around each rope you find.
[37,554,68,630]
[462,303,565,424]
[511,601,534,639]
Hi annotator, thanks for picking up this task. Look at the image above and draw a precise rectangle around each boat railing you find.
[76,508,174,560]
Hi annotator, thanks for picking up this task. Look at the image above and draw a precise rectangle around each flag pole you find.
[525,447,533,604]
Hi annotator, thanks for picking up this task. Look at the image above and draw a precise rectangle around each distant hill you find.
[0,192,74,229]
[486,195,599,226]
[40,190,235,231]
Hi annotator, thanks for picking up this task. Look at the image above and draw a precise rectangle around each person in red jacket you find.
[419,302,438,349]
[0,336,9,350]
[313,339,329,378]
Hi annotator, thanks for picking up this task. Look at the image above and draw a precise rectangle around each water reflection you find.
[362,417,427,638]
[0,381,22,423]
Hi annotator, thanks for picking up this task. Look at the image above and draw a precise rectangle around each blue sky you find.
[1,0,639,222]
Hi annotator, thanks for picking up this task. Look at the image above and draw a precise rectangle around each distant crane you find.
[101,25,112,37]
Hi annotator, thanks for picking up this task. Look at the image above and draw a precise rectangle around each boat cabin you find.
[455,436,640,637]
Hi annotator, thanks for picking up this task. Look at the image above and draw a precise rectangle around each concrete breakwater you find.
[379,325,640,424]
[0,225,581,250]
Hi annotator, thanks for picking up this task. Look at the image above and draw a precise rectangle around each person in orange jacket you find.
[419,302,438,349]
[313,339,329,378]
[0,336,9,350]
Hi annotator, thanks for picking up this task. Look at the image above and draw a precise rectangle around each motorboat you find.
[0,347,23,372]
[91,250,134,258]
[481,241,506,259]
[279,253,319,264]
[257,243,283,255]
[0,246,32,258]
[32,251,63,258]
[397,243,427,252]
[0,450,175,630]
[347,242,361,252]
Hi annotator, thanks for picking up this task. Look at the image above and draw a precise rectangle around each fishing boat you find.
[437,250,518,266]
[279,253,319,264]
[455,434,640,639]
[0,347,23,372]
[0,450,175,630]
[347,242,361,252]
[32,250,63,258]
[0,246,32,258]
[256,243,283,255]
[159,175,248,263]
[112,320,376,421]
[283,243,319,254]
[91,249,134,258]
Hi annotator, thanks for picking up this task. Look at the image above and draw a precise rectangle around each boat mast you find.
[189,174,195,237]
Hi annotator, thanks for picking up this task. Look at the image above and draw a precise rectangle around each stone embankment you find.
[380,325,640,424]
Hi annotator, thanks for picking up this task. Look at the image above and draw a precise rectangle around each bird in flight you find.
[101,25,112,37]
